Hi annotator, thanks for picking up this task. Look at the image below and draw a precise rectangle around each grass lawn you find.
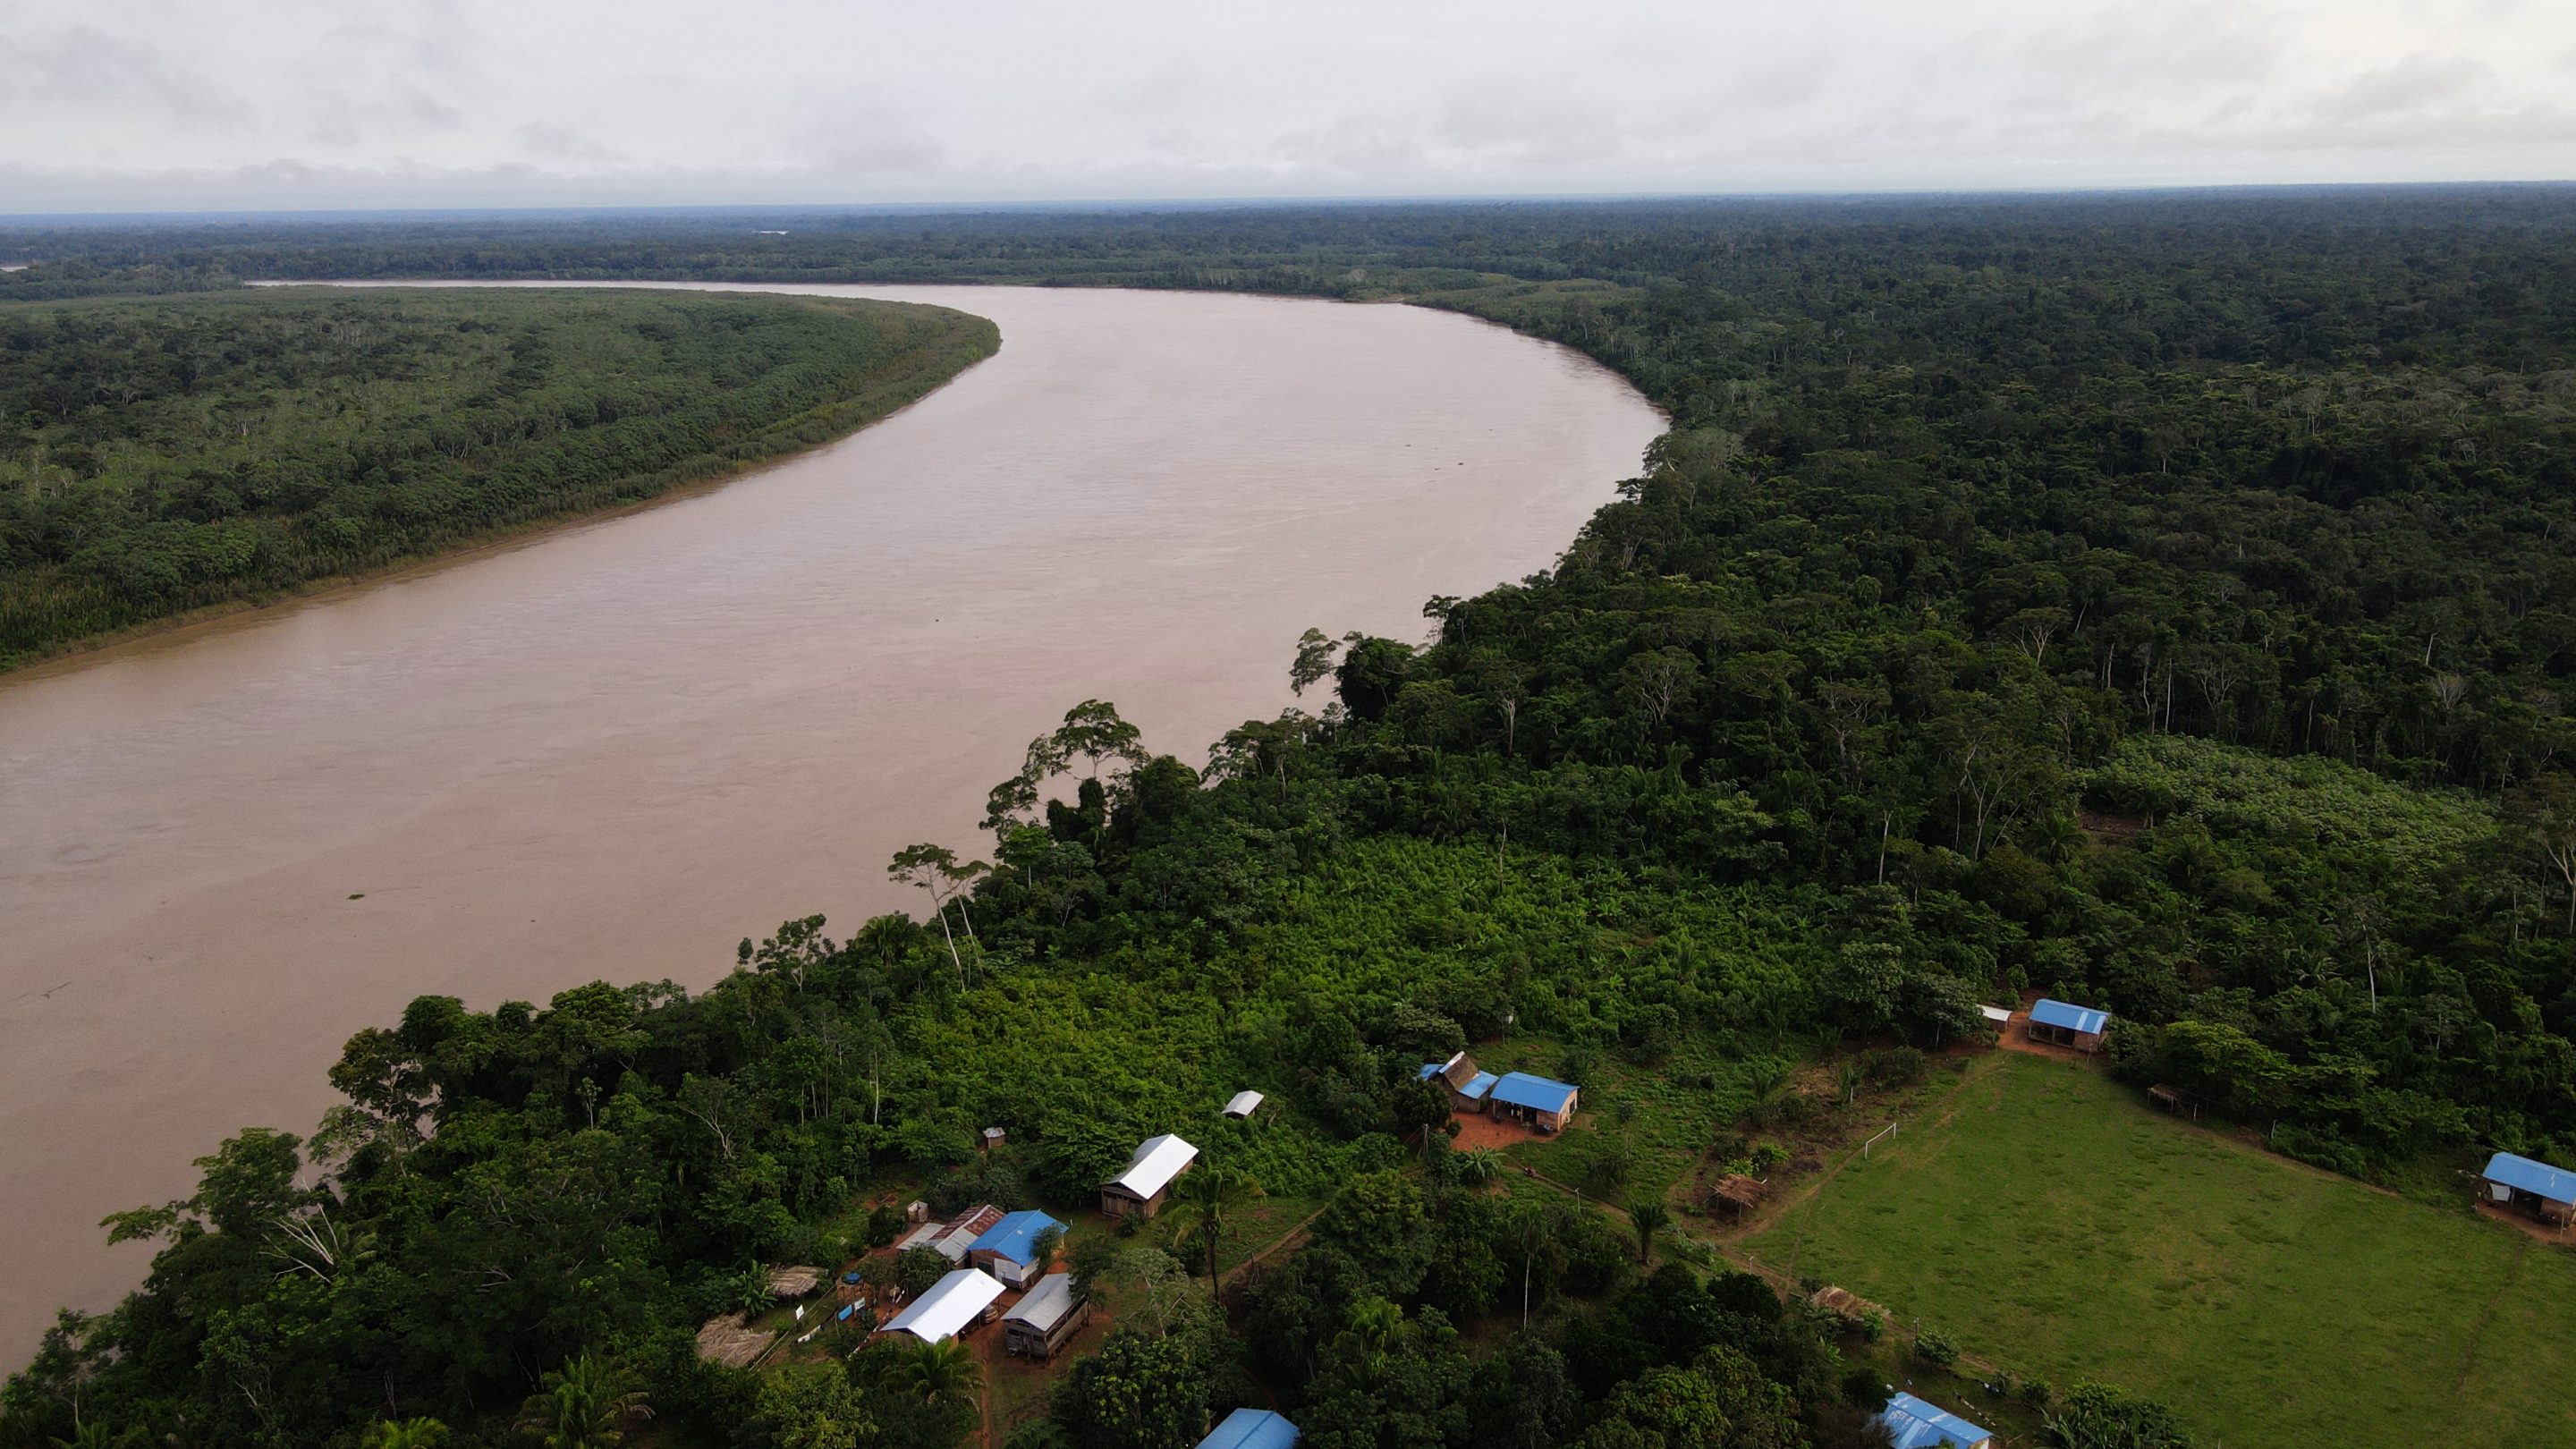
[1745,1051,2576,1448]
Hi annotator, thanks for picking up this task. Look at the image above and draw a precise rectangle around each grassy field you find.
[1745,1052,2576,1449]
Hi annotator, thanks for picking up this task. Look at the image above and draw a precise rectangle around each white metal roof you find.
[1004,1272,1079,1331]
[1224,1090,1265,1118]
[1978,1005,2013,1023]
[894,1222,943,1252]
[1109,1132,1199,1198]
[881,1268,1004,1343]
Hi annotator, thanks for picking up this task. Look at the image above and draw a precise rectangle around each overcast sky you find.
[4,0,2573,214]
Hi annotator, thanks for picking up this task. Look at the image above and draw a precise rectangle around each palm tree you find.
[1629,1199,1671,1264]
[1507,1199,1553,1329]
[514,1355,650,1449]
[359,1419,450,1449]
[890,1337,982,1405]
[1455,1146,1504,1187]
[1169,1164,1263,1283]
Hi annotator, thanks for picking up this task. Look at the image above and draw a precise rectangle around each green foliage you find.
[21,193,2576,1449]
[2043,1381,2197,1449]
[513,1355,648,1449]
[1909,1326,1957,1370]
[750,1365,874,1449]
[0,289,995,666]
[1051,1330,1205,1449]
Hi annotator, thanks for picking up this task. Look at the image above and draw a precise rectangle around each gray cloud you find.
[1,0,2570,212]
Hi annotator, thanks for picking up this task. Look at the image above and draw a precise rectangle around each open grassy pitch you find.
[1744,1052,2576,1448]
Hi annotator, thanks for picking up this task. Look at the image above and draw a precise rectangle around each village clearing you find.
[1742,1051,2576,1449]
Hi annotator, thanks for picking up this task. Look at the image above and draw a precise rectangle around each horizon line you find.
[6,176,2576,227]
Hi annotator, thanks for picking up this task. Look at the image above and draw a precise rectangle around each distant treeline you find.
[0,289,996,667]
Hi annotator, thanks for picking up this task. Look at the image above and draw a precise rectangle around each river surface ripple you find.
[0,283,1662,1360]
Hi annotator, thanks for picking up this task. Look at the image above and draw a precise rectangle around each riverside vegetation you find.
[7,191,2576,1449]
[0,288,998,668]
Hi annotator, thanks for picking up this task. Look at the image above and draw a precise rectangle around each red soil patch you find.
[1450,1110,1550,1152]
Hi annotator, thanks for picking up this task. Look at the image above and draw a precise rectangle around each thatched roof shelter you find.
[1807,1285,1887,1329]
[767,1266,824,1299]
[1710,1174,1769,1216]
[694,1316,775,1368]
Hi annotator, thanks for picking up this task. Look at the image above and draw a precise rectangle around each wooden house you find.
[1101,1133,1198,1218]
[1487,1072,1580,1132]
[1417,1052,1497,1113]
[1003,1272,1090,1360]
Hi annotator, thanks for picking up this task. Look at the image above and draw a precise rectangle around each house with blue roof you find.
[2025,997,2110,1053]
[1419,1052,1498,1113]
[1487,1071,1581,1133]
[1197,1407,1299,1449]
[1877,1392,1993,1449]
[2480,1151,2576,1227]
[966,1209,1067,1289]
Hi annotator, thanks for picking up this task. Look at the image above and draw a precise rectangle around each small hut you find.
[1487,1072,1580,1132]
[966,1209,1067,1289]
[1003,1272,1091,1360]
[1709,1174,1769,1219]
[1224,1090,1266,1119]
[2148,1084,2206,1121]
[1807,1285,1888,1334]
[765,1266,824,1300]
[1102,1133,1199,1218]
[1879,1392,1994,1449]
[2025,997,2110,1052]
[1417,1052,1497,1113]
[2480,1151,2576,1227]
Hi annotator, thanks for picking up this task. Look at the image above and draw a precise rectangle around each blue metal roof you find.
[1879,1392,1991,1449]
[1418,1062,1445,1080]
[2029,998,2109,1035]
[1458,1071,1498,1099]
[2484,1151,2576,1205]
[1199,1409,1299,1449]
[1487,1072,1579,1114]
[967,1209,1067,1267]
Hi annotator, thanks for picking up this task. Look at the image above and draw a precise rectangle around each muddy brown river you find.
[0,284,1659,1360]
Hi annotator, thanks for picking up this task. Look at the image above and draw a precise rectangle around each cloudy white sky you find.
[4,0,2573,214]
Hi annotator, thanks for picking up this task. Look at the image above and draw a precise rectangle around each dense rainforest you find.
[0,289,996,668]
[7,189,2576,1449]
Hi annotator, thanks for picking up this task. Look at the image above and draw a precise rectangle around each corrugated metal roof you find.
[968,1210,1067,1268]
[894,1222,943,1253]
[2029,998,2109,1035]
[2484,1151,2576,1205]
[1879,1392,1991,1449]
[880,1268,1004,1344]
[1198,1408,1300,1449]
[1487,1072,1578,1114]
[1004,1272,1079,1332]
[1224,1090,1265,1117]
[1978,1004,2014,1023]
[1109,1133,1199,1198]
[1458,1071,1498,1099]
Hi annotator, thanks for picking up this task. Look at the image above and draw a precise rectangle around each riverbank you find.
[0,288,999,674]
[0,284,1660,1363]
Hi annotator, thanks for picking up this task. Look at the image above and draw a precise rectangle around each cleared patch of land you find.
[1745,1052,2576,1448]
